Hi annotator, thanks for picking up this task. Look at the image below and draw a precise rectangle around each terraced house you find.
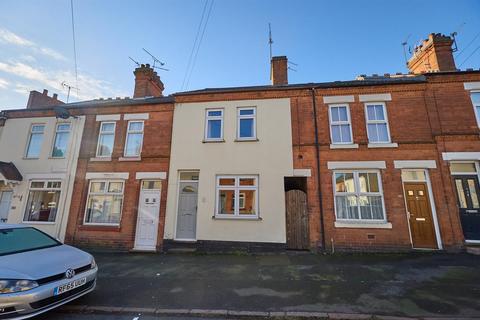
[0,32,479,253]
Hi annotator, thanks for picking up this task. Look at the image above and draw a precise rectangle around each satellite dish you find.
[54,106,76,119]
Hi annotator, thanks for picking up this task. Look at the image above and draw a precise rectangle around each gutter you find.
[311,88,326,252]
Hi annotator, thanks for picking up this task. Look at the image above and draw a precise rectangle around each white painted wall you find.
[164,98,293,243]
[0,116,85,240]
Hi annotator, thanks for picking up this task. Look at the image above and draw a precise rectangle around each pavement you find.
[37,251,480,319]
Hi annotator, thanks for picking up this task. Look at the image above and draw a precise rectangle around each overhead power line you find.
[182,0,215,91]
[459,44,480,67]
[70,0,79,98]
[456,31,480,59]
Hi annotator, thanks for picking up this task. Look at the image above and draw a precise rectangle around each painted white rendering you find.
[0,115,85,240]
[164,98,294,244]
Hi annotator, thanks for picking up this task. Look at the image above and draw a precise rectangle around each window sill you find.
[334,221,392,229]
[22,221,56,225]
[90,157,112,162]
[235,138,259,142]
[368,143,398,148]
[119,156,141,161]
[212,215,262,221]
[202,139,225,143]
[48,157,66,160]
[330,144,359,149]
[22,157,40,160]
[80,224,121,231]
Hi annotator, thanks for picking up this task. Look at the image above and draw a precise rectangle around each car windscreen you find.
[0,227,61,256]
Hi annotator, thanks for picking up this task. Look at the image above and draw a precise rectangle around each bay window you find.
[334,170,386,221]
[23,181,62,222]
[84,180,124,225]
[216,176,258,218]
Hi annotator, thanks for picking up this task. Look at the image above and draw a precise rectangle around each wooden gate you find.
[285,189,309,250]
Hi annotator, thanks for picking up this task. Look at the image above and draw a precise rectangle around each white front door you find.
[134,182,161,251]
[0,191,13,223]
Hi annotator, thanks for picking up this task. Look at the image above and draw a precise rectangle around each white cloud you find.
[0,60,127,101]
[0,77,9,89]
[0,28,67,61]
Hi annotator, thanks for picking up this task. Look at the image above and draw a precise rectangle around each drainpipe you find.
[311,88,326,252]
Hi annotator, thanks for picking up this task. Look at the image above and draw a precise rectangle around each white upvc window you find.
[96,122,116,157]
[333,170,386,222]
[215,175,258,218]
[204,109,224,141]
[124,121,144,157]
[23,180,62,223]
[237,107,256,140]
[365,102,391,143]
[329,105,353,144]
[25,124,45,158]
[51,123,71,158]
[84,180,124,226]
[471,92,480,128]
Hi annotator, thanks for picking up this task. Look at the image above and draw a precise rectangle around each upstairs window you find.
[237,107,256,140]
[365,103,391,143]
[471,92,480,127]
[334,170,385,221]
[52,123,71,158]
[25,124,45,158]
[124,121,144,157]
[329,105,353,144]
[204,109,223,141]
[96,122,116,157]
[23,180,62,222]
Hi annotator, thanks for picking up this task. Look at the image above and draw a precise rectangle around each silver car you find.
[0,224,97,319]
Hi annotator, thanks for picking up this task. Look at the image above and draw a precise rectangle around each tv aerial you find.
[142,48,169,71]
[61,81,79,103]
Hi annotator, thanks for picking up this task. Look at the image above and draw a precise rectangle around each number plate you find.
[53,277,86,295]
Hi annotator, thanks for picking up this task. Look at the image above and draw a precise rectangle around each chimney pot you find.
[53,93,58,100]
[43,89,48,95]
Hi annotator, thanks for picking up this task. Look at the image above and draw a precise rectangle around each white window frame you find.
[333,170,387,222]
[83,180,125,226]
[123,120,144,157]
[51,122,71,158]
[237,107,257,140]
[204,109,224,141]
[215,175,258,219]
[328,104,353,144]
[23,180,62,224]
[364,102,391,143]
[96,121,116,158]
[25,123,45,159]
[470,91,480,128]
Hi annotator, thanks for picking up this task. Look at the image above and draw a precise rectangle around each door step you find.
[466,246,480,255]
[167,247,197,253]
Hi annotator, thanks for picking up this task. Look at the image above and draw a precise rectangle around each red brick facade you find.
[63,99,174,251]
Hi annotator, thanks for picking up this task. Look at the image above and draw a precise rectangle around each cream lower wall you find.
[164,98,293,243]
[0,116,85,240]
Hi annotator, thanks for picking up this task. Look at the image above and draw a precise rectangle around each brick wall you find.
[64,102,173,250]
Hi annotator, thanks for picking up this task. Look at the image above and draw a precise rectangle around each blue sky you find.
[0,0,479,109]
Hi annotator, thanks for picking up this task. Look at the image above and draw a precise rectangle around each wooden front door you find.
[404,182,437,249]
[285,189,309,250]
[453,175,480,241]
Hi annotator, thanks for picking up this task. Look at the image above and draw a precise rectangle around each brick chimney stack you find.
[133,64,164,98]
[26,89,64,109]
[270,56,288,86]
[407,33,457,74]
